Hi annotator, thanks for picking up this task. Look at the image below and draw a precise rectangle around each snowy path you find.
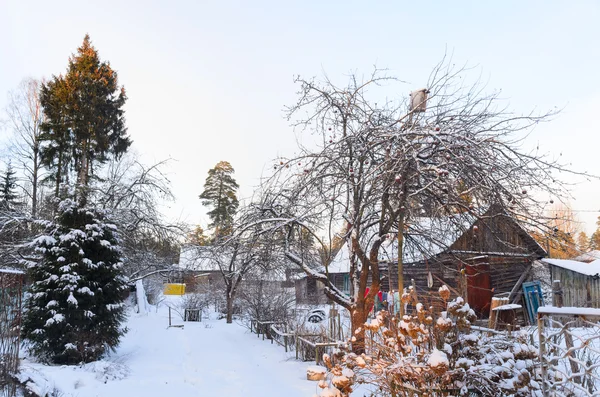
[20,306,320,396]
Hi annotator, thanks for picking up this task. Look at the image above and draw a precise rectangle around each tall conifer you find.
[0,161,19,210]
[40,35,131,204]
[22,200,128,364]
[199,161,239,238]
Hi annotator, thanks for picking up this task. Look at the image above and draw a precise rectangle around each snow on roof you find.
[326,244,352,274]
[542,258,600,277]
[572,250,600,263]
[325,213,477,273]
[538,306,600,317]
[492,303,522,311]
[394,213,477,263]
[177,246,221,272]
[177,246,289,281]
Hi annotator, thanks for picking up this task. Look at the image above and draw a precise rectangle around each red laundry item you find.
[364,287,376,312]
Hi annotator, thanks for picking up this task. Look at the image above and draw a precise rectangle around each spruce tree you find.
[39,76,72,198]
[199,161,239,237]
[0,161,19,210]
[590,217,600,250]
[40,34,131,204]
[22,199,128,364]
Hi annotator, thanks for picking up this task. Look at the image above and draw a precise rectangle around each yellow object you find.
[164,283,186,295]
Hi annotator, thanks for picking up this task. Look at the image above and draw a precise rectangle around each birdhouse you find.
[409,88,429,113]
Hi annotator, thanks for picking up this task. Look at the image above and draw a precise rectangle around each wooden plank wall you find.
[451,215,542,255]
[550,265,600,308]
[384,256,532,315]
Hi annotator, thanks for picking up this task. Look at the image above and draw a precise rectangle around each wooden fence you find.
[250,318,344,365]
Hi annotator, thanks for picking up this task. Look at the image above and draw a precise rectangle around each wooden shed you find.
[541,258,600,308]
[295,247,350,305]
[295,206,546,318]
[384,207,547,318]
[175,246,223,293]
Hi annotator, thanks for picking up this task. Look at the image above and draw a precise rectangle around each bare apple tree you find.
[94,155,183,284]
[195,202,292,324]
[259,61,584,353]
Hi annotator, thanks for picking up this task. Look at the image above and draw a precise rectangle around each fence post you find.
[315,345,319,365]
[553,281,581,384]
[538,312,548,397]
[295,332,299,360]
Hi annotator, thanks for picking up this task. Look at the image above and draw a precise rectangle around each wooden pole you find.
[397,214,405,318]
[553,280,581,384]
[295,332,299,360]
[538,312,548,397]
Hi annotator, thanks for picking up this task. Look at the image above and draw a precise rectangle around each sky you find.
[1,0,599,234]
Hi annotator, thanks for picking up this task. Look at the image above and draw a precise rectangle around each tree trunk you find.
[226,293,234,324]
[32,147,38,217]
[397,212,405,318]
[350,305,368,354]
[225,281,238,324]
[55,151,62,198]
[77,139,89,206]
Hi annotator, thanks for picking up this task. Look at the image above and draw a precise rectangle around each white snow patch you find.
[67,292,78,307]
[427,349,449,368]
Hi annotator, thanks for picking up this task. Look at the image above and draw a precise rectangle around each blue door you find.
[522,281,544,324]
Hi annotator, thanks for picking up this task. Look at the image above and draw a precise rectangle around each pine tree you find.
[577,231,590,253]
[537,227,578,259]
[0,161,19,210]
[188,225,210,246]
[22,199,128,364]
[590,217,600,250]
[199,161,239,238]
[40,34,131,204]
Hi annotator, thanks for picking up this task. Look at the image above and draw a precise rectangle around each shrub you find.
[317,286,541,397]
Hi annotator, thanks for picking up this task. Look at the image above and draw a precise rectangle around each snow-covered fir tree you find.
[0,161,19,211]
[22,199,128,364]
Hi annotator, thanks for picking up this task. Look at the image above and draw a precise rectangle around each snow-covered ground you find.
[18,300,323,396]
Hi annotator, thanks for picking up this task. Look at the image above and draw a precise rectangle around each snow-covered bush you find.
[179,292,210,316]
[21,199,128,364]
[238,279,295,324]
[318,286,541,396]
[142,275,165,306]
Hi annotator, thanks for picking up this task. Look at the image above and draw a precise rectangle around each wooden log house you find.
[296,206,546,319]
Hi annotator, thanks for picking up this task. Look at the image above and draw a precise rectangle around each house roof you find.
[177,246,221,272]
[326,213,477,273]
[325,208,543,274]
[542,258,600,277]
[177,246,289,281]
[572,250,600,263]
